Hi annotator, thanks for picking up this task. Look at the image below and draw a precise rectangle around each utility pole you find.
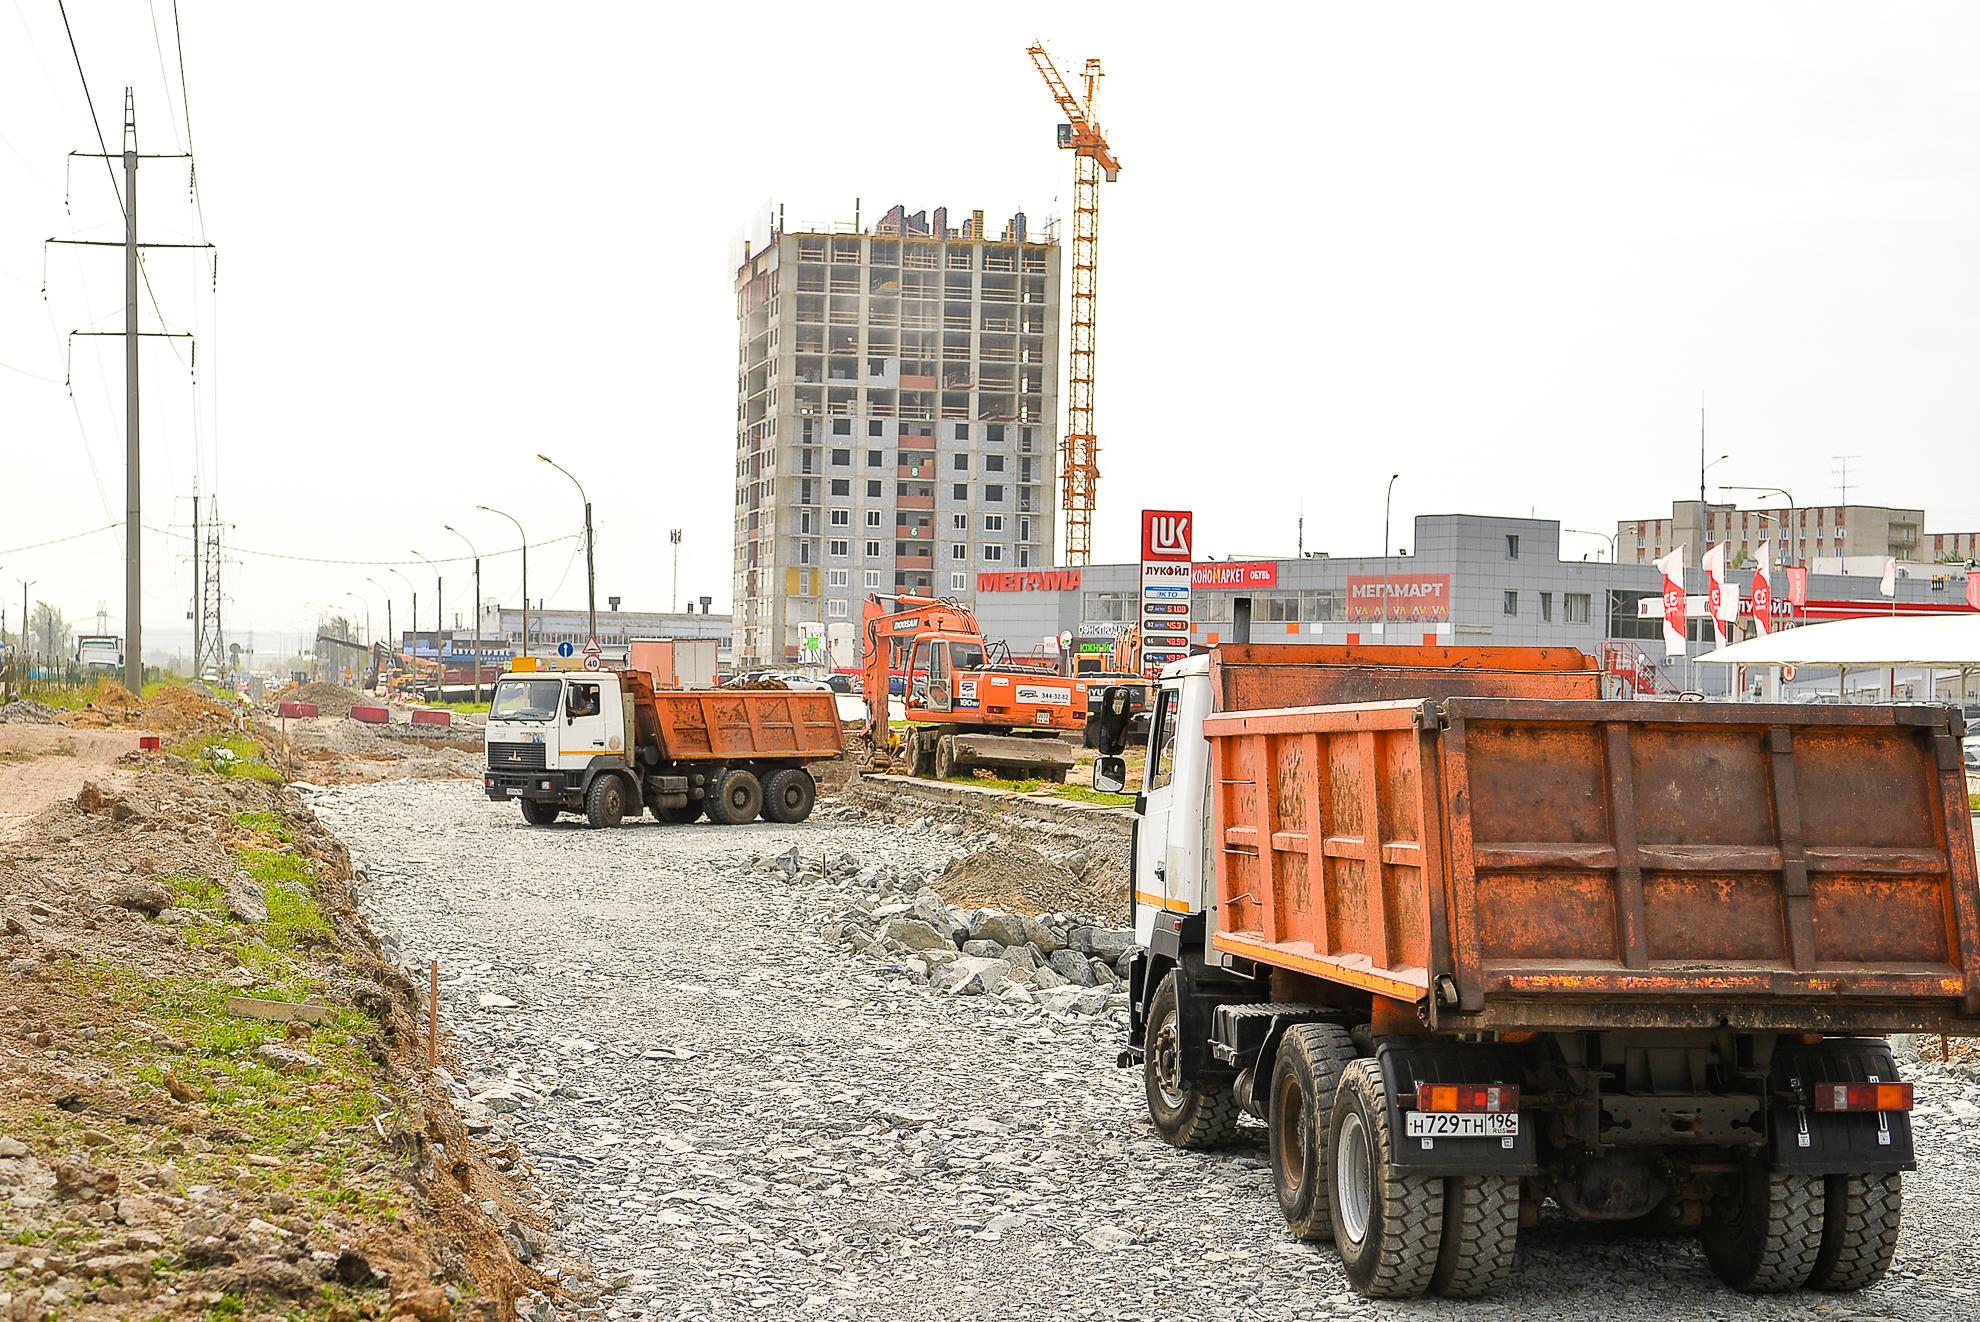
[190,490,200,670]
[1382,474,1400,641]
[444,525,482,702]
[51,93,210,692]
[122,93,141,695]
[18,581,33,683]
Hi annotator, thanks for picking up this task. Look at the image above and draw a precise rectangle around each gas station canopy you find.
[1696,614,1980,670]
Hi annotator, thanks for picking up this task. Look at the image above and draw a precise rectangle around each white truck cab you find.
[484,670,638,826]
[1123,656,1217,951]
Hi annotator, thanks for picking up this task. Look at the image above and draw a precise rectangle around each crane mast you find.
[1027,42,1120,566]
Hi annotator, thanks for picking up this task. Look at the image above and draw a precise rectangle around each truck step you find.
[1209,1001,1349,1066]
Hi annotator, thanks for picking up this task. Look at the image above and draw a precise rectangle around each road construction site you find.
[6,678,1980,1321]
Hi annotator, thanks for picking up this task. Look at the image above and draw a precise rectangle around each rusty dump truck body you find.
[1109,644,1970,1298]
[626,672,842,764]
[1208,692,1980,1034]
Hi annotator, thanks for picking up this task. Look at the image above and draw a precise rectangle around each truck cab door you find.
[1133,682,1184,945]
[562,678,611,761]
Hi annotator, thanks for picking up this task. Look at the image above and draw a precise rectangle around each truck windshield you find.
[489,678,563,721]
[950,642,985,671]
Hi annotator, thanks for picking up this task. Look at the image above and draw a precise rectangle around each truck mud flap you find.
[1767,1038,1916,1175]
[1375,1039,1540,1178]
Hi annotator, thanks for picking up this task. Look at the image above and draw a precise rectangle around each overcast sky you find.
[2,2,1976,660]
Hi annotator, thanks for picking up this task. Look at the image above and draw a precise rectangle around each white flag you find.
[1879,557,1898,597]
[1654,545,1688,659]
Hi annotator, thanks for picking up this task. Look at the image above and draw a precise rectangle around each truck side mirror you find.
[1095,685,1134,756]
[1092,754,1128,795]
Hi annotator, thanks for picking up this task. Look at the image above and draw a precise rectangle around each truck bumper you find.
[484,769,582,803]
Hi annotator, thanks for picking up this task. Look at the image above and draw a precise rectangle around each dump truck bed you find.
[631,683,843,762]
[1206,694,1980,1033]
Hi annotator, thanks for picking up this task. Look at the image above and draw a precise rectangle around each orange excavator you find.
[860,593,1087,782]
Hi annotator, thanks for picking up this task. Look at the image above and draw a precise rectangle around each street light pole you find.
[477,505,528,665]
[538,454,596,644]
[1565,528,1623,562]
[1720,485,1798,569]
[1381,474,1400,642]
[444,525,483,702]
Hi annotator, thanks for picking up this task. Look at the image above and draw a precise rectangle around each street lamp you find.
[443,524,484,702]
[538,453,596,645]
[1565,528,1622,562]
[1719,485,1799,568]
[411,550,443,702]
[385,569,415,665]
[1381,474,1400,641]
[477,504,528,665]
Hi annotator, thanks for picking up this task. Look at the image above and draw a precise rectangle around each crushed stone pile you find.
[931,837,1121,919]
[0,700,57,724]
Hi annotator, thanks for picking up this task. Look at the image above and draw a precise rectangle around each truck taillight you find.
[1415,1083,1519,1114]
[1812,1082,1912,1113]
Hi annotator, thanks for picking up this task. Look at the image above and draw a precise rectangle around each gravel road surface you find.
[309,780,1980,1321]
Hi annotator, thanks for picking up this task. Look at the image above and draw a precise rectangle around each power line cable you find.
[54,0,122,214]
[0,522,121,557]
[142,524,579,567]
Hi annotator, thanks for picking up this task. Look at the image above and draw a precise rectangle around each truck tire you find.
[519,799,559,827]
[933,736,958,780]
[1808,1172,1901,1291]
[706,769,763,825]
[1143,970,1241,1150]
[1432,1176,1519,1297]
[584,774,627,829]
[762,767,817,823]
[1267,1023,1357,1241]
[1702,1162,1826,1292]
[1327,1058,1445,1298]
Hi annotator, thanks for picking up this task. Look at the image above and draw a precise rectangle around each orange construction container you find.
[623,671,841,764]
[1203,653,1980,1033]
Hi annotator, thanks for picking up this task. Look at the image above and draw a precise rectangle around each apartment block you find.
[732,205,1061,667]
[1618,500,1929,567]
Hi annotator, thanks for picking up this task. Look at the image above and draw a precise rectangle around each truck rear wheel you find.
[1143,971,1241,1149]
[1432,1176,1519,1297]
[1701,1161,1826,1292]
[706,769,763,824]
[933,735,958,780]
[1327,1058,1445,1298]
[1268,1023,1357,1241]
[762,768,817,823]
[584,774,627,829]
[519,799,559,827]
[1808,1172,1901,1291]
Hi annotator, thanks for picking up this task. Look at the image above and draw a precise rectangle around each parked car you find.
[825,674,855,694]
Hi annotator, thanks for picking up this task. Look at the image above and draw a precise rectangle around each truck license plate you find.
[1404,1112,1518,1139]
[1035,708,1053,724]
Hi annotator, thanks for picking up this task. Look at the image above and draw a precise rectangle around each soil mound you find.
[282,681,368,718]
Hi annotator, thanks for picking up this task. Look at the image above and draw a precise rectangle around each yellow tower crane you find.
[1027,41,1120,566]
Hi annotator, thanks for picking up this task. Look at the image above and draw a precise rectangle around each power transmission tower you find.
[195,500,224,678]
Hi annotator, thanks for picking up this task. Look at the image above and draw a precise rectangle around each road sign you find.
[582,654,601,671]
[557,641,575,658]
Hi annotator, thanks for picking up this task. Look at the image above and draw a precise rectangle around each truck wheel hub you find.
[1152,1020,1185,1110]
[1335,1110,1373,1244]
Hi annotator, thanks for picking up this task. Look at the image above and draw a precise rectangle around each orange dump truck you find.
[1088,643,1979,1298]
[484,666,841,827]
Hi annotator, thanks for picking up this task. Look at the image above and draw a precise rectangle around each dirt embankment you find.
[0,738,548,1319]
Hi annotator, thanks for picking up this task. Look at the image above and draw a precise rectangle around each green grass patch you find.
[24,681,101,711]
[933,770,1130,805]
[231,809,294,843]
[170,732,284,783]
[1971,793,1978,813]
[429,699,490,714]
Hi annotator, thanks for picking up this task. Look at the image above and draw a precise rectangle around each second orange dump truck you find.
[1089,643,1978,1299]
[483,665,842,827]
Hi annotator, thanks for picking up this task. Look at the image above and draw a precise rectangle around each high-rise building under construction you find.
[731,204,1061,667]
